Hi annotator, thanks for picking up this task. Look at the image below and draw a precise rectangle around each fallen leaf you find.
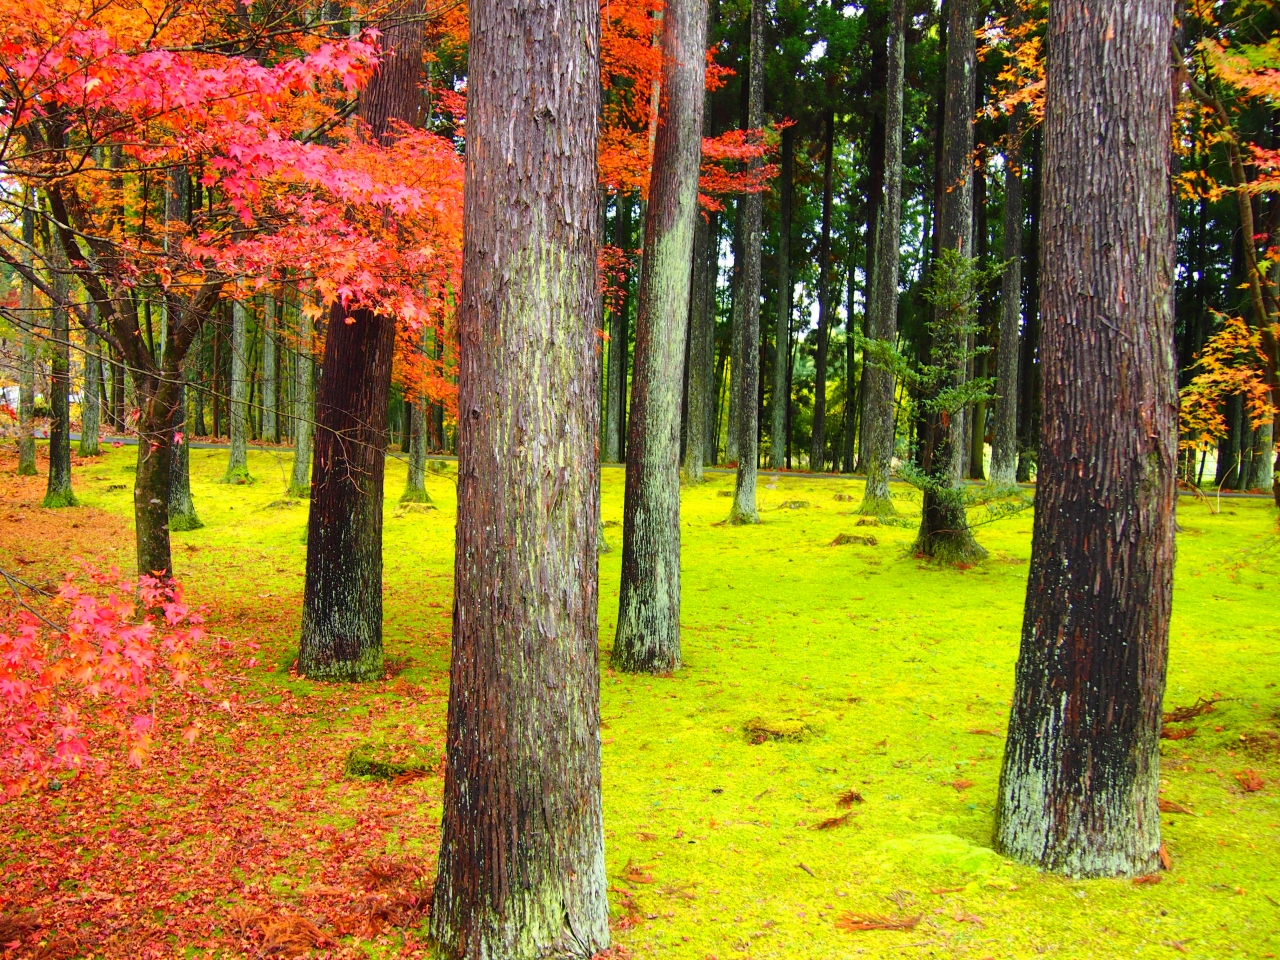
[1160,726,1197,740]
[1159,845,1172,871]
[949,779,975,791]
[1158,798,1193,814]
[811,812,852,830]
[835,911,922,932]
[836,789,865,808]
[797,862,816,878]
[1133,874,1162,885]
[1235,769,1265,792]
[967,728,1001,737]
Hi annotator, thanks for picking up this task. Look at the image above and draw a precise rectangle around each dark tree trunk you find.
[996,0,1176,877]
[857,0,906,516]
[725,201,743,465]
[614,0,708,672]
[914,0,979,560]
[262,293,279,443]
[80,319,102,456]
[288,301,315,498]
[683,209,717,482]
[990,103,1027,489]
[809,108,836,472]
[604,195,632,462]
[43,240,77,509]
[770,125,794,470]
[429,0,609,954]
[729,0,765,521]
[299,2,426,681]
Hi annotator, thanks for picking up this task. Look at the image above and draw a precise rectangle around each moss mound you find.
[344,740,437,780]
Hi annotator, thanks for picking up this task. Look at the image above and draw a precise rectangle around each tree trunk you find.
[683,209,716,482]
[809,108,836,472]
[915,0,978,559]
[17,201,37,477]
[729,0,765,521]
[43,239,76,509]
[262,293,278,443]
[995,0,1176,878]
[429,0,610,953]
[402,327,433,504]
[770,126,794,470]
[604,195,632,462]
[857,0,906,516]
[1016,128,1043,483]
[725,203,742,465]
[222,295,252,483]
[288,301,315,499]
[169,367,203,531]
[614,0,708,672]
[299,1,427,681]
[968,353,986,479]
[990,104,1027,489]
[80,319,102,456]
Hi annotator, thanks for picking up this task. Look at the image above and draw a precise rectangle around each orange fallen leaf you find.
[811,812,852,830]
[1159,845,1172,871]
[1235,769,1265,792]
[1133,874,1162,885]
[1158,798,1193,814]
[949,779,975,791]
[835,911,922,932]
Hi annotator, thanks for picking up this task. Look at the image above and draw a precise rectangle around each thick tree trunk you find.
[43,242,76,509]
[288,303,315,499]
[604,196,632,463]
[915,0,978,559]
[995,0,1176,878]
[262,293,278,443]
[299,2,426,681]
[729,0,765,522]
[614,0,708,672]
[683,210,716,482]
[858,0,906,516]
[17,202,37,477]
[429,0,609,954]
[80,319,102,457]
[770,126,794,470]
[809,109,836,472]
[990,104,1026,489]
[221,296,252,483]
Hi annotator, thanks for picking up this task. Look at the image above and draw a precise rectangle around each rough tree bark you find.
[729,0,765,522]
[770,126,794,470]
[614,0,709,673]
[262,292,278,442]
[18,201,37,477]
[299,2,426,681]
[221,295,252,483]
[809,108,836,472]
[428,0,610,954]
[1017,130,1043,483]
[857,0,906,517]
[914,0,979,560]
[604,195,632,463]
[402,327,433,504]
[80,317,102,457]
[42,237,77,509]
[169,354,203,532]
[683,209,716,482]
[989,104,1027,490]
[995,0,1176,878]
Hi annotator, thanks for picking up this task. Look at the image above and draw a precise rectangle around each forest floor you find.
[1,444,1279,959]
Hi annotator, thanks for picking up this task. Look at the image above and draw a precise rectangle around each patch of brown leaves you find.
[835,911,922,932]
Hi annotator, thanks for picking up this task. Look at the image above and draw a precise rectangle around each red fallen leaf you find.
[1159,845,1172,870]
[967,728,1002,736]
[1235,769,1265,792]
[811,812,852,830]
[836,789,865,808]
[949,779,975,791]
[835,911,922,932]
[1158,798,1193,814]
[1160,726,1197,740]
[621,860,655,884]
[1133,874,1162,885]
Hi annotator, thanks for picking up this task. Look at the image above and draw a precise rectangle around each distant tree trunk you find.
[990,104,1027,489]
[429,0,610,954]
[1017,128,1043,482]
[968,352,986,479]
[858,0,906,516]
[169,352,203,531]
[683,209,716,482]
[809,108,836,472]
[614,0,708,672]
[402,327,433,504]
[725,202,743,465]
[996,0,1176,878]
[288,302,315,499]
[729,0,765,521]
[17,201,37,477]
[299,1,426,682]
[222,296,252,483]
[770,126,794,470]
[262,293,278,443]
[914,0,979,560]
[604,195,632,462]
[43,238,77,509]
[80,318,102,456]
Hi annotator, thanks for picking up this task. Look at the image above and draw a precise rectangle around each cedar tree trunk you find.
[604,195,632,463]
[289,301,315,498]
[809,109,836,472]
[995,0,1177,878]
[42,242,76,509]
[429,0,610,954]
[221,296,252,483]
[989,104,1026,489]
[770,126,794,470]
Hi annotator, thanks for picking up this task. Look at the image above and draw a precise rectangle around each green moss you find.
[169,510,204,531]
[344,739,437,780]
[63,447,1280,959]
[40,489,79,509]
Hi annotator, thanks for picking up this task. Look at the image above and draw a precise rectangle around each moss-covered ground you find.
[3,443,1279,958]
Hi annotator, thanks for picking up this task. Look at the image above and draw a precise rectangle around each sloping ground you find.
[1,445,1278,959]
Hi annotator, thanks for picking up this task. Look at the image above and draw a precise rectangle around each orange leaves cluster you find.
[1179,313,1278,453]
[0,568,214,798]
